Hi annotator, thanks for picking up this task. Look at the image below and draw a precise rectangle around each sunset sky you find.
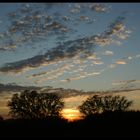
[0,3,140,91]
[0,3,140,119]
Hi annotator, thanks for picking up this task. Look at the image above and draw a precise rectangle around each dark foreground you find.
[0,111,140,137]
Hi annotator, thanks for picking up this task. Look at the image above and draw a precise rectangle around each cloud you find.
[116,30,131,39]
[0,4,70,51]
[0,83,41,92]
[128,56,132,60]
[27,71,48,79]
[0,4,130,54]
[93,17,131,47]
[94,36,113,46]
[115,60,127,65]
[109,64,117,68]
[79,15,90,21]
[107,52,140,71]
[62,16,71,21]
[123,54,140,61]
[63,95,89,108]
[89,3,108,13]
[70,8,80,13]
[34,64,74,84]
[86,72,101,76]
[0,16,131,73]
[107,16,131,40]
[27,61,72,80]
[108,59,126,69]
[60,79,71,83]
[87,54,97,60]
[92,60,104,65]
[112,79,140,86]
[72,59,86,65]
[61,70,101,83]
[103,50,114,56]
[0,33,99,73]
[61,73,88,82]
[0,32,18,51]
[69,4,81,13]
[136,54,140,58]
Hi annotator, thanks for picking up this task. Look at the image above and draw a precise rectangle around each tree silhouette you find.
[8,90,64,119]
[79,95,133,116]
[101,95,133,112]
[78,95,102,116]
[0,115,3,121]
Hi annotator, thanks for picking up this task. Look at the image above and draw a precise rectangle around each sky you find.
[0,3,140,119]
[0,3,140,92]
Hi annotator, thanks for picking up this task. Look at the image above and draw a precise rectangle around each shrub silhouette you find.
[8,90,64,119]
[79,95,133,116]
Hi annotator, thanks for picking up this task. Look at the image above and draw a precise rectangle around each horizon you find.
[1,88,140,120]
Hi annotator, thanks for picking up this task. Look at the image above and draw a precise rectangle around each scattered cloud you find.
[94,35,116,47]
[87,54,97,60]
[136,54,140,58]
[86,72,101,76]
[69,4,81,13]
[89,3,108,13]
[92,60,104,65]
[94,17,131,47]
[115,60,127,65]
[0,16,131,75]
[107,59,126,69]
[103,50,114,56]
[109,64,117,68]
[112,79,140,86]
[0,35,95,73]
[0,4,71,51]
[128,56,132,60]
[60,79,71,83]
[79,15,90,21]
[27,71,48,79]
[62,16,71,21]
[109,18,131,40]
[61,70,102,83]
[33,63,74,84]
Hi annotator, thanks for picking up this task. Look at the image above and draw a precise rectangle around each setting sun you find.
[61,109,82,122]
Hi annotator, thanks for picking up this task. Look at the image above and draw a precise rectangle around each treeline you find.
[0,90,140,137]
[5,90,133,119]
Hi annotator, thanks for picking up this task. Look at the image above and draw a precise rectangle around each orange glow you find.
[61,108,82,122]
